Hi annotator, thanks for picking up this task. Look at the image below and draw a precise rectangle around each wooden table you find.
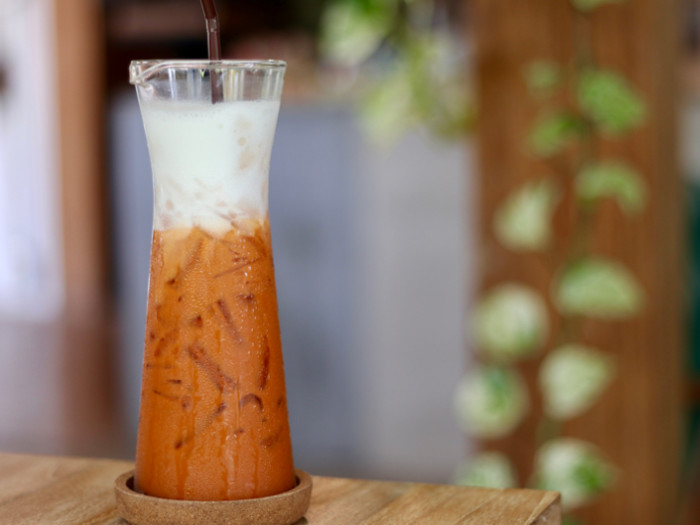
[0,453,561,524]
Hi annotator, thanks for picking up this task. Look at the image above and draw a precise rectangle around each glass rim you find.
[129,59,287,85]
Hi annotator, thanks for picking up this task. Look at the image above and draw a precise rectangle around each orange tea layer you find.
[135,220,295,501]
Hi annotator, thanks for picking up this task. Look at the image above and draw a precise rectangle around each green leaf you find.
[577,69,645,135]
[361,62,418,143]
[571,0,625,12]
[539,344,616,420]
[360,35,473,143]
[473,284,549,363]
[494,179,561,252]
[453,452,517,489]
[555,258,644,318]
[454,365,529,439]
[401,35,474,140]
[534,438,617,511]
[530,112,584,157]
[525,61,563,98]
[319,0,396,67]
[576,161,646,215]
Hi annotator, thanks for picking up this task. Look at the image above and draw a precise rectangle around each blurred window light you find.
[0,0,63,322]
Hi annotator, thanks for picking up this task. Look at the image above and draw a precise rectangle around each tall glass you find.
[129,61,294,501]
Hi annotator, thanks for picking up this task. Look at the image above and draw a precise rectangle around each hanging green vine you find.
[319,0,473,143]
[454,0,647,520]
[319,0,649,520]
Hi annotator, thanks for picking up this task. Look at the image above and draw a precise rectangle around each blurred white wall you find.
[353,132,472,482]
[0,0,63,322]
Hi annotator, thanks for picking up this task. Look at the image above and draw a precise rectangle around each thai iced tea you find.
[131,81,295,500]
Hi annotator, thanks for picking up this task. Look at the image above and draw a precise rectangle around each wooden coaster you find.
[114,470,312,525]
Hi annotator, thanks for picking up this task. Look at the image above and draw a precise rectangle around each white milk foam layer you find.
[140,99,281,234]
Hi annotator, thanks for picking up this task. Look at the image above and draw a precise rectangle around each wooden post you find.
[54,0,119,452]
[470,0,683,522]
[54,0,107,324]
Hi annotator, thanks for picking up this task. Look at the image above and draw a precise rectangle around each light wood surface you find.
[470,0,683,523]
[0,453,560,524]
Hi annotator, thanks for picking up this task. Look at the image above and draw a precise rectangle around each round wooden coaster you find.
[114,470,312,525]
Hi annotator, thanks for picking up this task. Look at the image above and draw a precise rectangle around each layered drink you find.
[130,62,294,501]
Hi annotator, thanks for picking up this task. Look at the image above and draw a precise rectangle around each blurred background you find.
[0,0,698,523]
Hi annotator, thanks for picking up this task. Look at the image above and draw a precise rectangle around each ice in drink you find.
[132,83,295,501]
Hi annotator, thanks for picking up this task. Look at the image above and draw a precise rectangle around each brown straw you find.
[200,0,223,102]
